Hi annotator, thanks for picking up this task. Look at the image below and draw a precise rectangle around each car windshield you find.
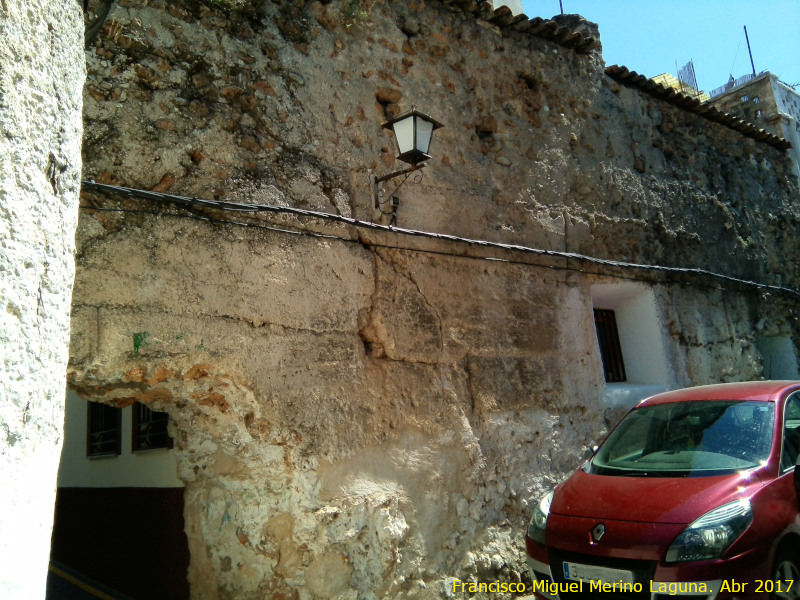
[590,400,774,477]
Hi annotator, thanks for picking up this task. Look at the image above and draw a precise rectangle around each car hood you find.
[551,466,765,525]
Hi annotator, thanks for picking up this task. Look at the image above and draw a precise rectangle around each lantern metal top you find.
[381,108,445,132]
[382,108,444,166]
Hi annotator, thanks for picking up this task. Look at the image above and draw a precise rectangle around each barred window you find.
[87,402,122,457]
[594,309,627,383]
[132,403,171,452]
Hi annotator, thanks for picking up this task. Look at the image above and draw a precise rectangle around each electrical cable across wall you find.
[80,180,800,301]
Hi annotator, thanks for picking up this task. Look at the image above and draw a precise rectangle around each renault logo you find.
[591,523,606,543]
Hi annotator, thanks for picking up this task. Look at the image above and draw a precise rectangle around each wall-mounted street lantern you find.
[383,108,444,166]
[373,108,443,225]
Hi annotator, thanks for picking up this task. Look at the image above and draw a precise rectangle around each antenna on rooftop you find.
[744,25,756,76]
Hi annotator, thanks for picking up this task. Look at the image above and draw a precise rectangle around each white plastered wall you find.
[591,282,673,409]
[0,2,85,597]
[58,391,183,489]
[756,336,800,380]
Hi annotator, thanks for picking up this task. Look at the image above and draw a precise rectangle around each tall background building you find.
[707,73,800,184]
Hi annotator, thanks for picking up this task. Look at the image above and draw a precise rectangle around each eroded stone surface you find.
[69,1,800,598]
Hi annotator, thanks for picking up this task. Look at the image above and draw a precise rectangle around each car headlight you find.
[528,491,554,545]
[666,499,753,563]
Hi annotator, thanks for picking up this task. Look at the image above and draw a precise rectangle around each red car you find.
[526,381,800,600]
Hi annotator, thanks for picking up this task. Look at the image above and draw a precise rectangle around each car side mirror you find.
[582,445,599,461]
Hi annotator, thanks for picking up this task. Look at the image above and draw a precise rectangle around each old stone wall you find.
[70,1,800,598]
[0,1,85,598]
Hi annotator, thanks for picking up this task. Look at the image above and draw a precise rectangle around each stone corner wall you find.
[0,2,85,598]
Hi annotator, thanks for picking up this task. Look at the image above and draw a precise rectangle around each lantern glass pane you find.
[415,117,434,153]
[392,116,415,155]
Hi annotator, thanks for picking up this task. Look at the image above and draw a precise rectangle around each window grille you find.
[594,309,627,383]
[132,403,171,452]
[87,402,122,457]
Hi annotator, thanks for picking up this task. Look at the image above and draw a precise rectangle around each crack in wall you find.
[71,302,359,337]
[357,248,463,372]
[404,268,445,356]
[357,250,386,360]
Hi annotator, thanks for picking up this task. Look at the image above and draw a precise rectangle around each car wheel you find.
[773,546,800,600]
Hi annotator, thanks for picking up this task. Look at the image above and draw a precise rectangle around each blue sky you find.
[520,0,800,94]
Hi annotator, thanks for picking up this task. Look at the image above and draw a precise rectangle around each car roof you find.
[638,381,800,407]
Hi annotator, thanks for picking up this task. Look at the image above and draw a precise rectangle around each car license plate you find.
[563,561,634,586]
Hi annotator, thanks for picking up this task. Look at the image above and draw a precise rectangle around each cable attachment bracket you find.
[371,164,426,227]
